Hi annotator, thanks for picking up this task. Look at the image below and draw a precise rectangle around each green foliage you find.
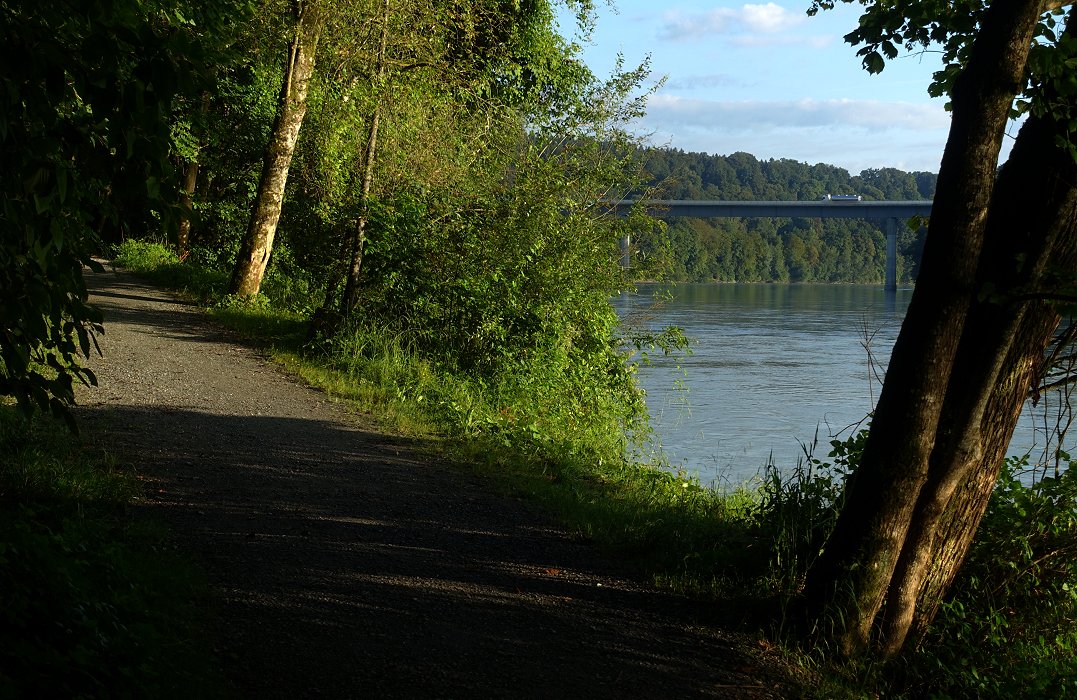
[113,239,228,305]
[809,0,1076,150]
[0,0,248,423]
[905,457,1077,697]
[752,430,864,593]
[742,428,1077,695]
[189,57,283,258]
[635,150,933,283]
[299,47,662,454]
[1026,14,1077,162]
[761,436,1077,696]
[115,239,184,271]
[0,408,220,698]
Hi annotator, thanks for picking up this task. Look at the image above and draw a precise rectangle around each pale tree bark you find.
[800,0,1052,656]
[230,2,322,297]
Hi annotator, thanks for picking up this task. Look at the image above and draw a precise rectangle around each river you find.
[617,283,1073,488]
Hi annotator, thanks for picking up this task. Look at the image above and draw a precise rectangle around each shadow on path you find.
[74,269,796,699]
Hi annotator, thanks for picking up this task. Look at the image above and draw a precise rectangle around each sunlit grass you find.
[109,240,780,600]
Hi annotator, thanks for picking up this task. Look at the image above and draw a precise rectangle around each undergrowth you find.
[756,435,1077,698]
[0,405,221,698]
[110,240,1077,697]
[902,456,1077,697]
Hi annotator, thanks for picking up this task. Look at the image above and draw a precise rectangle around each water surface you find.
[618,284,1069,487]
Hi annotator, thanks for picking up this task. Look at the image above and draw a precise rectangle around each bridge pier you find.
[620,233,631,269]
[885,218,898,292]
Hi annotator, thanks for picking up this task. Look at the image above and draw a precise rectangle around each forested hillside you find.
[633,148,937,283]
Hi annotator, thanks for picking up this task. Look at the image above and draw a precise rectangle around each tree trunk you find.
[897,69,1077,647]
[176,94,209,261]
[177,158,199,260]
[800,0,1047,656]
[339,103,381,316]
[230,4,322,298]
[339,0,390,318]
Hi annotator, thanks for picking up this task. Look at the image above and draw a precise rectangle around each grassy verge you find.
[110,240,782,599]
[0,405,222,698]
[110,240,1077,698]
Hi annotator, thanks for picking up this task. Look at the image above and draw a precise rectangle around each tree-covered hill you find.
[633,148,937,284]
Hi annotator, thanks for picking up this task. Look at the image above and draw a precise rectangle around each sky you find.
[555,1,1012,175]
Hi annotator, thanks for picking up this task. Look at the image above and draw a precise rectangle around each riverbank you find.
[58,265,804,697]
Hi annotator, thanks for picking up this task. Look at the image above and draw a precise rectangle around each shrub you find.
[908,456,1077,697]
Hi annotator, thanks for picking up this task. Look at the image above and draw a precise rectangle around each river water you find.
[617,283,1072,488]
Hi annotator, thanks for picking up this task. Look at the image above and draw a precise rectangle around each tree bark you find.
[176,94,209,261]
[888,8,1077,650]
[339,103,382,316]
[896,61,1077,647]
[339,0,390,318]
[230,3,322,298]
[177,158,199,260]
[799,0,1048,656]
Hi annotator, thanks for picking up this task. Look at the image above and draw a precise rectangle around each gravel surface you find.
[75,268,804,699]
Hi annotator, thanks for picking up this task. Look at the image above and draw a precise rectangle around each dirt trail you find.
[75,268,801,699]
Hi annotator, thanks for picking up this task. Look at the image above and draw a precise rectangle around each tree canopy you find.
[0,0,244,424]
[0,0,659,436]
[633,148,935,283]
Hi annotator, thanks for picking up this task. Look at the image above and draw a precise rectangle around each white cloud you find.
[639,94,952,172]
[660,3,808,41]
[646,94,951,131]
[740,2,799,32]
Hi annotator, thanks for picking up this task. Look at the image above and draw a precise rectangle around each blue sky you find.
[557,1,994,175]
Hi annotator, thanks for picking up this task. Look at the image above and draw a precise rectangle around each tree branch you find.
[1042,0,1072,13]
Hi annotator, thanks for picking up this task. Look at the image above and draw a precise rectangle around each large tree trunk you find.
[896,69,1077,648]
[799,0,1048,657]
[230,4,322,297]
[879,114,1077,653]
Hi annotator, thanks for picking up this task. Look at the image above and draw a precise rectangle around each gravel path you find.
[75,268,802,699]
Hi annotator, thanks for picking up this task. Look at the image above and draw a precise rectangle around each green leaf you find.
[863,51,886,74]
[33,193,52,214]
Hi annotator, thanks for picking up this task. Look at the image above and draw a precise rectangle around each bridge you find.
[612,199,933,291]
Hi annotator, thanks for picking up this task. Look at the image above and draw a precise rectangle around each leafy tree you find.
[0,0,231,422]
[230,0,324,297]
[799,0,1077,658]
[635,148,931,283]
